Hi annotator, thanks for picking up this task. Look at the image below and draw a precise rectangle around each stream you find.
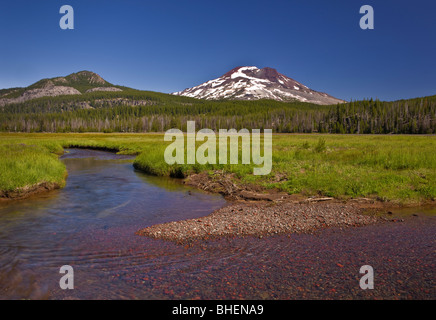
[0,149,434,299]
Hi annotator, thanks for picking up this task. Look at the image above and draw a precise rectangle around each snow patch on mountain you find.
[173,66,344,105]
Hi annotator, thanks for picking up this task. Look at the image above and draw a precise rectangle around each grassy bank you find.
[133,134,436,204]
[0,142,66,196]
[0,133,435,204]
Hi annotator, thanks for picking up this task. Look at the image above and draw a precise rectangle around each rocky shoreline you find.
[135,171,434,243]
[136,200,385,244]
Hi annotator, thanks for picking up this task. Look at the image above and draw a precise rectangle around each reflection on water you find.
[0,149,434,300]
[387,206,436,217]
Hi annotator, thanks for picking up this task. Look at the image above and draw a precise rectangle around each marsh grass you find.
[0,143,66,191]
[0,133,434,204]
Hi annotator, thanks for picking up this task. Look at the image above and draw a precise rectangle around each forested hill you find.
[0,71,123,107]
[0,86,434,134]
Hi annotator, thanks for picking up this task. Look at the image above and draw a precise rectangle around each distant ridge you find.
[0,71,122,106]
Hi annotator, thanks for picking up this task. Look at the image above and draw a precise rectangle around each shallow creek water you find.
[0,149,434,299]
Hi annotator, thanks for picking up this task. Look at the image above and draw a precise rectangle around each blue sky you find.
[1,0,435,101]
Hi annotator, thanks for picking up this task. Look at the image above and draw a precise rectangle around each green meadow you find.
[0,133,435,204]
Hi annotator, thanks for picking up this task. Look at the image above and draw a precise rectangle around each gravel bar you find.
[136,201,382,243]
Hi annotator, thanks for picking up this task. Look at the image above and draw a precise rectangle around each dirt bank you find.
[0,182,62,201]
[183,171,435,207]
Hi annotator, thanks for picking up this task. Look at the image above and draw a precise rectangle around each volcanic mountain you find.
[173,66,344,105]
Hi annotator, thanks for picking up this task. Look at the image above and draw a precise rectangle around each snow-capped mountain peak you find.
[173,66,344,105]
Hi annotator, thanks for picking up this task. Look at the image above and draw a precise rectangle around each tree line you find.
[0,90,434,134]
